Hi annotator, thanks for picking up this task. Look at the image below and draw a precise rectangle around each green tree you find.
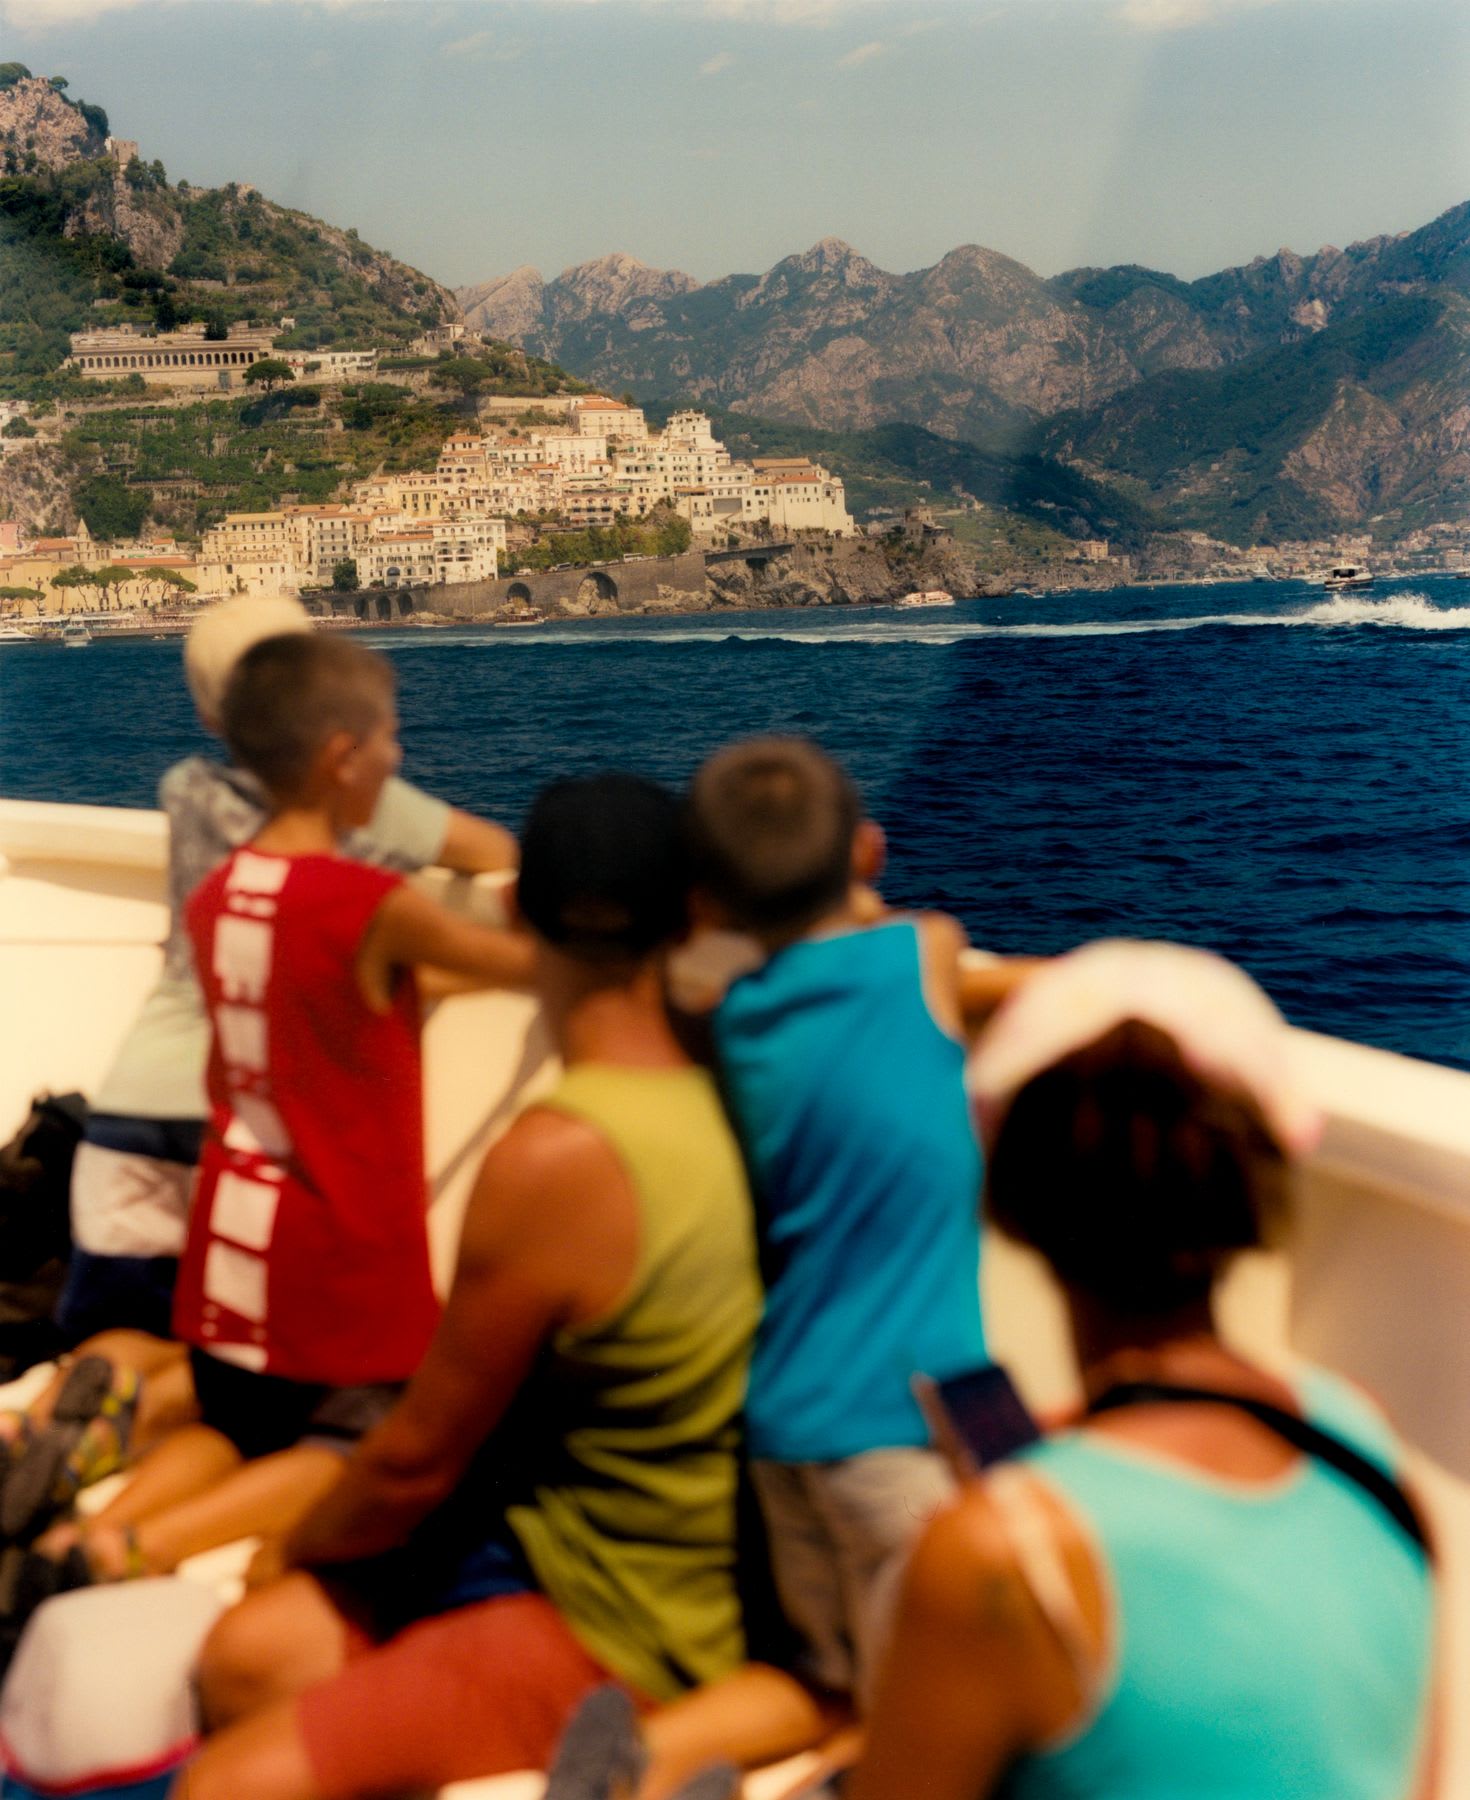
[91,563,135,610]
[136,566,197,607]
[243,358,294,391]
[203,311,229,342]
[76,476,149,540]
[49,565,101,608]
[428,357,492,408]
[0,65,33,90]
[153,290,179,332]
[331,558,359,592]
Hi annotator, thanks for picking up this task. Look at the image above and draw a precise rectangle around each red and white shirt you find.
[176,849,440,1385]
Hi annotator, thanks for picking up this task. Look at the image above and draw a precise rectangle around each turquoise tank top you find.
[1001,1366,1434,1800]
[714,921,987,1462]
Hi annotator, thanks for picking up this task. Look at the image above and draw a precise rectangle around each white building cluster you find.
[198,505,505,599]
[194,396,854,598]
[466,399,855,540]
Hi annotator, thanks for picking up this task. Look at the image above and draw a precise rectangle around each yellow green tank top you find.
[504,1063,761,1701]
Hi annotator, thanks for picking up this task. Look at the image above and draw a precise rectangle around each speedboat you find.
[895,589,955,608]
[60,620,92,648]
[0,798,1466,1797]
[0,624,33,644]
[1322,564,1374,591]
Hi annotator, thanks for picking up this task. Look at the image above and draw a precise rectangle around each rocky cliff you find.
[0,74,104,173]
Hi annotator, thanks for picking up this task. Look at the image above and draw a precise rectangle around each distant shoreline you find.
[9,565,1467,646]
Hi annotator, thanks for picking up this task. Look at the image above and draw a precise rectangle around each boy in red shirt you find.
[21,633,532,1597]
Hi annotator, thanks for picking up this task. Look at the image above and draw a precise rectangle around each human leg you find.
[82,1442,346,1578]
[168,1699,321,1800]
[640,1663,849,1799]
[197,1572,355,1729]
[804,1449,955,1706]
[292,1592,625,1795]
[748,1461,855,1698]
[0,1332,196,1539]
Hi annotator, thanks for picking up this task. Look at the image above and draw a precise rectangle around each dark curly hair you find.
[985,1019,1286,1316]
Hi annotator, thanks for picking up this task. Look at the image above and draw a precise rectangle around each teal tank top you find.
[714,921,987,1462]
[1001,1366,1434,1800]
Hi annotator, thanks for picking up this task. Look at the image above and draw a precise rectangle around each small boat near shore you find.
[895,589,955,609]
[60,620,92,648]
[1323,564,1374,591]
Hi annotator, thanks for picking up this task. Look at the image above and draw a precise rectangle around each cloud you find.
[699,49,735,75]
[442,26,522,59]
[0,0,873,32]
[836,38,885,67]
[702,0,847,23]
[1,0,149,25]
[1116,0,1285,29]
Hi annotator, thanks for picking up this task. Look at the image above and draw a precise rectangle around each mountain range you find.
[460,206,1470,544]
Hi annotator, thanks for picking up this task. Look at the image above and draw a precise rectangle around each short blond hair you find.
[183,595,311,724]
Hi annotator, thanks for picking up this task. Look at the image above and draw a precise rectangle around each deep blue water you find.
[3,576,1469,1069]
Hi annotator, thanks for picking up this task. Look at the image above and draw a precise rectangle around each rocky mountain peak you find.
[781,236,886,285]
[0,73,105,174]
[556,251,698,310]
[457,265,546,338]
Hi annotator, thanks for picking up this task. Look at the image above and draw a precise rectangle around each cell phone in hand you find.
[914,1363,1041,1478]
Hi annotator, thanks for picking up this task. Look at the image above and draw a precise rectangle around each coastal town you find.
[4,318,1460,632]
[0,314,864,627]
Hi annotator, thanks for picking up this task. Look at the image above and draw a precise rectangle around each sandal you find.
[0,1361,142,1542]
[4,1524,145,1631]
[545,1687,648,1800]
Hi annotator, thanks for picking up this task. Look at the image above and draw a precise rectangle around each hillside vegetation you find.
[675,407,1153,547]
[0,69,456,394]
[49,364,588,539]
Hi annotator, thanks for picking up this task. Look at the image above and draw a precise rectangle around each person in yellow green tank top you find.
[176,774,762,1800]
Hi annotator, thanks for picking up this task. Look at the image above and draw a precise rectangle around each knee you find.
[197,1594,287,1730]
[197,1576,344,1733]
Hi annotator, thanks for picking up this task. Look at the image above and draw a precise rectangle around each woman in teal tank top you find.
[848,943,1438,1800]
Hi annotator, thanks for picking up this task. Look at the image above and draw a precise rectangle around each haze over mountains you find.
[460,206,1470,544]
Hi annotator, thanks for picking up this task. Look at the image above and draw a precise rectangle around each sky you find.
[2,0,1467,293]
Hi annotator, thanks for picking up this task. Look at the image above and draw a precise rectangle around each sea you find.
[3,575,1468,1071]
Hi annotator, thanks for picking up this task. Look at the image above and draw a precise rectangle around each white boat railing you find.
[0,796,1465,1796]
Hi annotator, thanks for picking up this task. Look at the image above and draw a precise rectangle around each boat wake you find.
[366,590,1470,651]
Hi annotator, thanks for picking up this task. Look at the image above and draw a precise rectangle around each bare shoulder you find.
[486,1104,623,1194]
[902,1486,1036,1639]
[909,1478,1105,1665]
[911,910,970,961]
[460,1104,639,1316]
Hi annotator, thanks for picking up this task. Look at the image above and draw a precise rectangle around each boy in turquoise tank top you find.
[686,737,992,1707]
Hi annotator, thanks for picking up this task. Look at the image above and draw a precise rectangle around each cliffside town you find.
[0,386,859,617]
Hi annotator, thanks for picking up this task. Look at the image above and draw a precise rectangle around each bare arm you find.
[438,807,518,875]
[283,1110,639,1568]
[958,957,1049,1035]
[914,911,970,1040]
[847,1492,1093,1800]
[357,881,535,1009]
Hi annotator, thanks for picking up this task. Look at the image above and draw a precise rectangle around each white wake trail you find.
[364,590,1470,651]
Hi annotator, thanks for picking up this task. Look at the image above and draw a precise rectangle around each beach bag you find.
[0,1579,224,1799]
[0,1096,86,1378]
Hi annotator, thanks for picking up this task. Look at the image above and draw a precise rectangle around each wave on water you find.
[364,589,1470,651]
[1292,592,1470,630]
